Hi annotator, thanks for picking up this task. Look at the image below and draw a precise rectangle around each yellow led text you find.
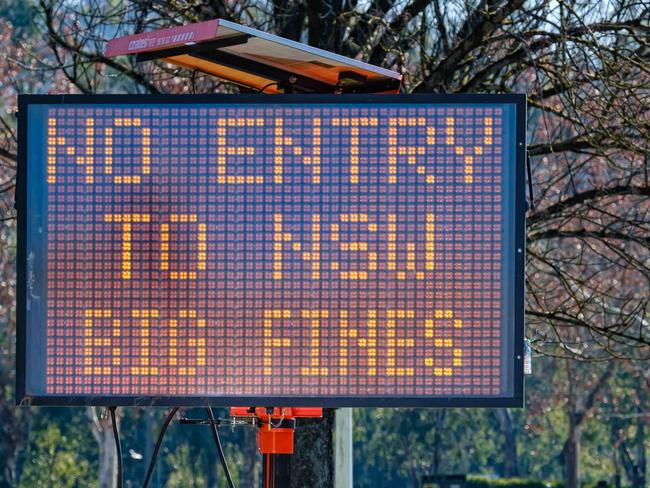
[262,309,292,376]
[331,117,378,183]
[216,118,262,184]
[274,213,434,280]
[130,309,159,375]
[106,118,150,184]
[161,214,206,280]
[104,213,151,280]
[424,309,463,374]
[301,310,329,376]
[82,309,115,376]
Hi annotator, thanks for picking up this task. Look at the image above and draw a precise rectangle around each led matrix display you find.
[18,94,525,406]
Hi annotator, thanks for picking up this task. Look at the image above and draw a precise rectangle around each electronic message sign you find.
[17,94,525,406]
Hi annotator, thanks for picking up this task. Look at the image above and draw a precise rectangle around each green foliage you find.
[581,482,612,488]
[353,408,515,487]
[18,415,96,487]
[423,474,614,488]
[514,357,565,482]
[464,477,562,488]
[164,443,207,488]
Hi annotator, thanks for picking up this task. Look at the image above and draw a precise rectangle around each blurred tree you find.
[19,423,94,487]
[353,407,506,486]
[290,409,335,488]
[0,222,25,488]
[0,0,649,487]
[608,363,648,487]
[17,408,97,487]
[495,408,520,478]
[89,407,122,488]
[560,360,614,488]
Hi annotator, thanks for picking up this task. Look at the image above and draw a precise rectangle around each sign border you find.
[16,93,526,407]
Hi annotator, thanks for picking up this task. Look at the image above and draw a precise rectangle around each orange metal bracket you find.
[230,407,322,454]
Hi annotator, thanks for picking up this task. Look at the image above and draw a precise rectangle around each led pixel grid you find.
[20,96,523,405]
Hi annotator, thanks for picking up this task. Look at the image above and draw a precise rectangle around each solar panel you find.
[106,19,402,94]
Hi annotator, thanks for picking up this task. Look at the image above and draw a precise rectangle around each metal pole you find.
[334,408,353,488]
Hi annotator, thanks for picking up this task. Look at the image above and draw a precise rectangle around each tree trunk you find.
[635,398,646,487]
[290,408,334,488]
[562,361,614,488]
[409,461,421,488]
[89,407,120,488]
[207,460,217,488]
[613,446,622,488]
[636,430,646,487]
[618,405,647,487]
[496,408,520,477]
[431,409,446,477]
[143,410,153,485]
[97,422,118,488]
[563,419,581,488]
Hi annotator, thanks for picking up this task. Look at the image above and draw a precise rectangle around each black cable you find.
[109,407,123,488]
[207,407,235,488]
[143,407,179,488]
[526,150,535,210]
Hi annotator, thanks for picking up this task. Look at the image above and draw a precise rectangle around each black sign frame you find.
[16,93,526,407]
